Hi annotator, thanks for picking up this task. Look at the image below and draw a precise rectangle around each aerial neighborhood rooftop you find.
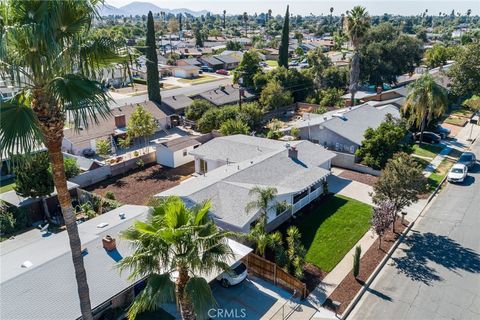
[1,1,479,320]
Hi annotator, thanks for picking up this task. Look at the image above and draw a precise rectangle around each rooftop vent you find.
[21,261,33,268]
[114,114,126,128]
[102,235,116,252]
[288,146,298,160]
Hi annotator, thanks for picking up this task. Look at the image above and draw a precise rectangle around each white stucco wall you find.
[156,145,196,168]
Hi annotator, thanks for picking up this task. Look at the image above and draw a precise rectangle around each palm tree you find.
[403,74,448,146]
[119,197,234,320]
[344,6,370,107]
[223,10,227,29]
[245,186,278,232]
[330,7,334,19]
[0,1,131,319]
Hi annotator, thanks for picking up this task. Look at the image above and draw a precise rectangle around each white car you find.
[447,163,468,183]
[216,262,248,287]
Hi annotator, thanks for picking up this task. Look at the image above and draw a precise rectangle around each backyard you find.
[295,195,373,272]
[86,162,195,205]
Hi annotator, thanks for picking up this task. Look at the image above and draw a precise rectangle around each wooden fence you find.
[242,253,307,299]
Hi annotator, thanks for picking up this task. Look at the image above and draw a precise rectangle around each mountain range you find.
[99,1,209,17]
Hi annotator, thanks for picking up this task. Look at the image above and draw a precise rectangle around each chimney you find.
[114,114,126,128]
[288,146,298,160]
[102,235,116,251]
[376,86,383,94]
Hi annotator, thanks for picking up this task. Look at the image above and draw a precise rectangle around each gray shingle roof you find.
[161,94,194,112]
[213,55,240,64]
[159,136,335,232]
[321,105,400,145]
[160,136,200,152]
[196,85,256,106]
[199,56,223,66]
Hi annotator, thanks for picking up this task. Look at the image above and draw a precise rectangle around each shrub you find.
[185,100,214,121]
[290,127,300,139]
[353,245,361,278]
[0,206,16,235]
[63,157,81,179]
[314,106,328,114]
[96,139,111,158]
[105,191,116,200]
[219,119,250,135]
[136,159,145,168]
[133,151,139,157]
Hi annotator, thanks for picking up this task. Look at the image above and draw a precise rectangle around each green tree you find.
[356,115,408,170]
[127,105,157,149]
[322,66,348,89]
[245,186,278,232]
[194,21,204,47]
[185,100,214,121]
[424,44,452,69]
[305,48,332,88]
[344,6,370,106]
[234,50,261,88]
[0,2,130,317]
[463,95,480,112]
[96,139,111,158]
[403,74,448,145]
[13,152,54,199]
[278,5,290,68]
[146,11,161,103]
[372,152,428,232]
[448,43,480,98]
[64,157,81,179]
[219,118,250,135]
[285,226,306,279]
[352,245,361,278]
[119,196,234,320]
[226,40,243,51]
[246,224,282,258]
[259,80,294,111]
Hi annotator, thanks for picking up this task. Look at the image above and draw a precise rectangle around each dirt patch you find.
[86,162,195,205]
[304,263,328,293]
[323,219,408,315]
[338,169,379,186]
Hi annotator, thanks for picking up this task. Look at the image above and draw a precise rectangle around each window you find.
[199,159,207,173]
[350,145,355,154]
[293,189,309,203]
[183,149,188,157]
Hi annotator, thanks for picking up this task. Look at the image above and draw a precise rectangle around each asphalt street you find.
[349,139,480,320]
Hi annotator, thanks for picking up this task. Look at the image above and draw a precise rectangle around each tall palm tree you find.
[245,186,278,232]
[119,197,234,320]
[0,1,130,319]
[243,12,248,37]
[344,6,370,107]
[403,74,448,146]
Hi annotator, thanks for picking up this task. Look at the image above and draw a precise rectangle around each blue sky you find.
[106,0,479,16]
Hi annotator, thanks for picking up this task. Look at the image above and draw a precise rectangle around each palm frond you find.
[0,91,44,157]
[127,273,175,320]
[48,74,112,130]
[185,277,217,320]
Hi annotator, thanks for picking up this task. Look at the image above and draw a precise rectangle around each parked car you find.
[200,66,214,72]
[413,131,441,144]
[458,152,477,169]
[82,148,95,158]
[259,61,267,67]
[216,69,229,75]
[432,124,451,139]
[216,261,248,288]
[288,61,299,67]
[447,163,468,183]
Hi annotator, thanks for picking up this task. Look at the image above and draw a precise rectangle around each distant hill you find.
[99,1,209,17]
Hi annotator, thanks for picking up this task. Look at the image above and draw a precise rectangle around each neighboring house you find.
[0,205,251,320]
[212,54,240,70]
[155,135,201,168]
[62,101,170,156]
[176,58,202,67]
[198,56,224,71]
[161,94,194,115]
[284,104,400,155]
[264,48,279,60]
[172,66,200,79]
[98,65,130,88]
[194,85,256,107]
[158,135,336,233]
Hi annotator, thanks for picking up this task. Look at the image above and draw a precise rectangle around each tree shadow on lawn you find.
[392,230,480,285]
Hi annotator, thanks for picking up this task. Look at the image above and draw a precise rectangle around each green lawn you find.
[450,108,474,118]
[296,195,372,272]
[0,181,15,193]
[411,143,444,159]
[265,60,278,67]
[444,116,467,127]
[427,158,455,191]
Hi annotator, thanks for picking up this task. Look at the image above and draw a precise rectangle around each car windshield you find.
[460,155,473,162]
[452,168,463,173]
[233,263,247,276]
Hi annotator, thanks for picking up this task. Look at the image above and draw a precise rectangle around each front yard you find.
[411,143,444,159]
[427,158,456,191]
[177,74,219,85]
[296,195,372,272]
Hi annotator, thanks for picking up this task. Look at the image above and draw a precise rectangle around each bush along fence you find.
[242,252,307,299]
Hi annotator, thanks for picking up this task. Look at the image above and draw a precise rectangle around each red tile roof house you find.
[62,101,171,156]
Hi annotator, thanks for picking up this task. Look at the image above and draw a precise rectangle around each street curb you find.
[340,176,448,319]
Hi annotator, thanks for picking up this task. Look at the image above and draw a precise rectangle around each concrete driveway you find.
[327,173,374,205]
[348,140,480,320]
[211,276,294,320]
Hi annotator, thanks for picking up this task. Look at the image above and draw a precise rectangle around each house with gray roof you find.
[195,84,256,107]
[161,94,194,115]
[198,56,224,70]
[158,135,336,233]
[212,54,240,70]
[0,205,251,320]
[284,104,400,155]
